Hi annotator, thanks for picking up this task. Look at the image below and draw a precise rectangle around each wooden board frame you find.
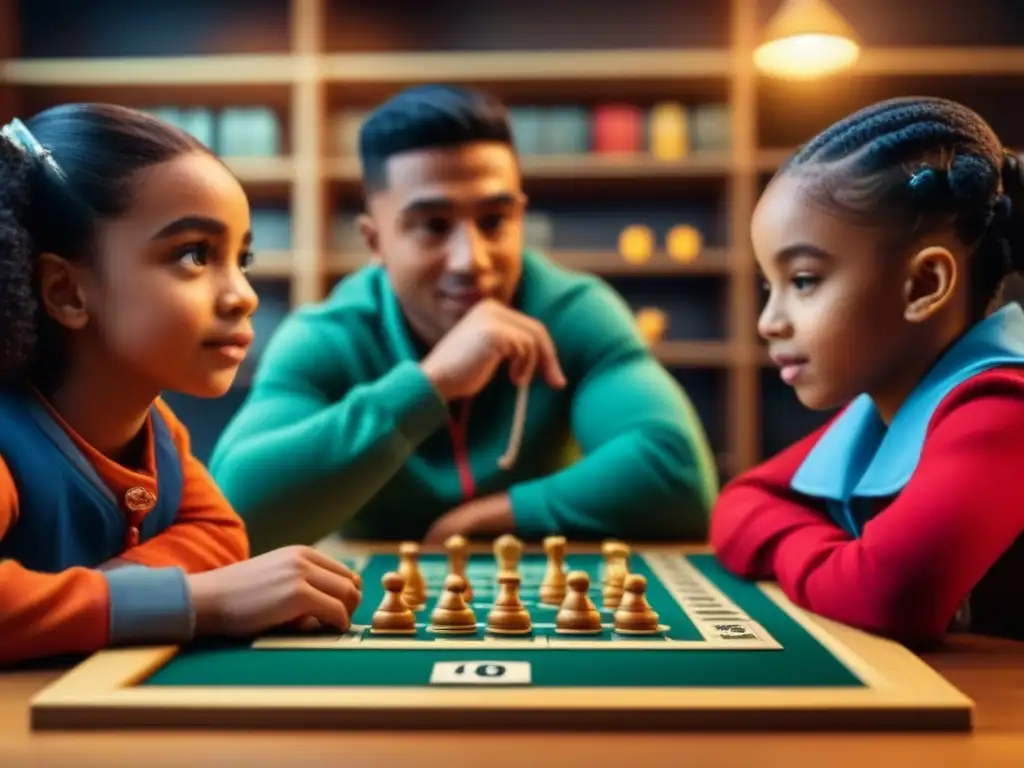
[28,542,975,732]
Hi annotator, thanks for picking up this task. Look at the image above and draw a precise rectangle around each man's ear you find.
[903,245,957,323]
[37,252,90,330]
[357,212,383,265]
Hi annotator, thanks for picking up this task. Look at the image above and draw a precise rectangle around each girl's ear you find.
[37,252,91,330]
[903,245,958,322]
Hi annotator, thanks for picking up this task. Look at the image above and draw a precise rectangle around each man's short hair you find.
[358,84,515,193]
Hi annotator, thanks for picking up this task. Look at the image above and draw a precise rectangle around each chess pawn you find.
[371,572,417,635]
[444,534,472,602]
[486,571,532,635]
[613,574,660,635]
[398,541,427,609]
[539,535,568,605]
[493,533,523,573]
[429,574,477,634]
[555,571,602,634]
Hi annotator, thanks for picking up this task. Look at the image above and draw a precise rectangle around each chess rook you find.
[444,534,472,602]
[613,574,660,635]
[429,573,477,634]
[398,541,427,609]
[555,571,602,634]
[370,571,417,634]
[486,570,533,635]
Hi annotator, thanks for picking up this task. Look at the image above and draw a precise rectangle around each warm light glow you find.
[754,33,860,79]
[755,0,860,80]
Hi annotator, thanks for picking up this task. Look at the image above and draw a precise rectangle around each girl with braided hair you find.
[0,104,361,663]
[711,96,1024,645]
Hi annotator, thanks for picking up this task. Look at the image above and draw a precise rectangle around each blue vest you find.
[788,302,1024,639]
[0,388,184,572]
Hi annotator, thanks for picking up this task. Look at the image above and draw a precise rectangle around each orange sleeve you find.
[0,455,112,664]
[116,399,250,572]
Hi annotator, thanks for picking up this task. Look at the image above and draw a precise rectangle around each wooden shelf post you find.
[289,0,327,307]
[728,0,761,472]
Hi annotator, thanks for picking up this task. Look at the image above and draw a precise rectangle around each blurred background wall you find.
[2,0,1023,481]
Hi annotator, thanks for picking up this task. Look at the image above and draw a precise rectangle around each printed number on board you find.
[430,661,531,685]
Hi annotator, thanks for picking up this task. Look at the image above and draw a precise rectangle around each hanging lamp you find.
[754,0,861,80]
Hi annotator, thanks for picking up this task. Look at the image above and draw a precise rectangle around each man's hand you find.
[423,493,517,544]
[420,300,567,401]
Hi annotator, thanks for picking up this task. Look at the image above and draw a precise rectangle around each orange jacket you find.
[0,396,248,664]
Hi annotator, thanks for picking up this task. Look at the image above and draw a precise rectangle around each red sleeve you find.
[710,369,1024,644]
[0,455,112,664]
[116,399,249,572]
[710,413,841,579]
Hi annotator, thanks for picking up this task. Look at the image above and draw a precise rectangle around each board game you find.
[29,538,974,732]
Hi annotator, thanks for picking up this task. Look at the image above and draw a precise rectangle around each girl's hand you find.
[186,545,363,636]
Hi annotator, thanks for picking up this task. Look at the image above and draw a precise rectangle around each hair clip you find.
[907,166,943,199]
[0,117,68,184]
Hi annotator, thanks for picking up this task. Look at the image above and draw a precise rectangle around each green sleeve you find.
[507,280,719,541]
[208,315,448,554]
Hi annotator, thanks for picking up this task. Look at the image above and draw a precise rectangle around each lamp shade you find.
[754,0,860,80]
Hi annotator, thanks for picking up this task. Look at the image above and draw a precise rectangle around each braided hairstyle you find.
[780,96,1024,319]
[0,103,208,386]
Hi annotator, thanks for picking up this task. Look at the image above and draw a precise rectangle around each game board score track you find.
[28,540,974,732]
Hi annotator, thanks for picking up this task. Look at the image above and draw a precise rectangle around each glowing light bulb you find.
[754,0,860,80]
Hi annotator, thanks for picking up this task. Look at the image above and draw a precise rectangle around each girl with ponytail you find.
[0,105,361,663]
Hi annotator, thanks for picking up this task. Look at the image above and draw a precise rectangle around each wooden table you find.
[2,634,1022,768]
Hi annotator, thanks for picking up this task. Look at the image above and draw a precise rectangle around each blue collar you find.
[791,303,1024,502]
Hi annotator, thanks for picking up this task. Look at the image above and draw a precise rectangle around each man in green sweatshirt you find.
[209,84,718,554]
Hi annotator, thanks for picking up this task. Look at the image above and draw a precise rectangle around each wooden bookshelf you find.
[3,0,1022,477]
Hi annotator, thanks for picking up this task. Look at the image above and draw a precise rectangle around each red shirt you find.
[711,368,1024,645]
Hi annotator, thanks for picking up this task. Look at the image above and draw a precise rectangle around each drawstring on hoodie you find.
[498,383,529,470]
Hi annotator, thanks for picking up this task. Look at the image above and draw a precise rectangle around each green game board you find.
[142,552,862,688]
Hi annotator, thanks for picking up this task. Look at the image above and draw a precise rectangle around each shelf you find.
[550,249,732,276]
[249,250,294,279]
[1,55,299,86]
[326,248,732,277]
[223,157,295,184]
[652,340,734,367]
[850,47,1024,76]
[327,152,734,184]
[756,149,793,172]
[9,47,1024,90]
[521,153,734,179]
[321,48,731,82]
